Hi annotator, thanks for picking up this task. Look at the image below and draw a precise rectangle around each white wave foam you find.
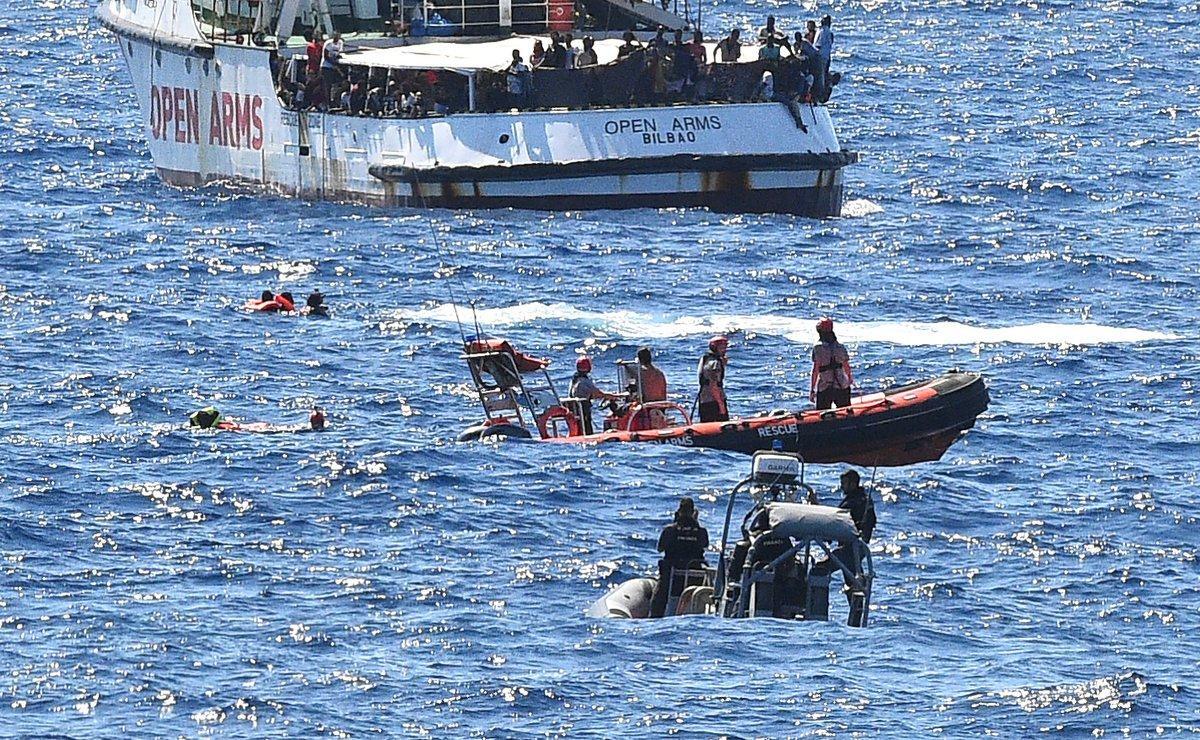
[840,198,884,218]
[398,302,1177,346]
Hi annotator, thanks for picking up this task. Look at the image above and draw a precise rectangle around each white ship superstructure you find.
[97,0,858,215]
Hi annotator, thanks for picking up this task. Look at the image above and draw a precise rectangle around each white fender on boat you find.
[585,577,656,619]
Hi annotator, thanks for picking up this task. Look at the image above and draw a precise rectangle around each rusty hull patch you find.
[701,170,751,192]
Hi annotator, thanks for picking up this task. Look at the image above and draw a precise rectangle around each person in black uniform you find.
[836,469,875,544]
[649,497,709,618]
[814,469,876,588]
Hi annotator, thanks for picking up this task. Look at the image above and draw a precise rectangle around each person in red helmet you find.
[569,356,618,435]
[697,335,730,422]
[810,317,853,409]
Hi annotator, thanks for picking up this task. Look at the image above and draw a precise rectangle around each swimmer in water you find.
[188,406,224,429]
[303,290,328,317]
[310,406,326,430]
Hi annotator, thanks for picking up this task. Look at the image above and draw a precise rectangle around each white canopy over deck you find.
[338,35,721,74]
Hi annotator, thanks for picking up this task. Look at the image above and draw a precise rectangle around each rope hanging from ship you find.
[406,163,483,346]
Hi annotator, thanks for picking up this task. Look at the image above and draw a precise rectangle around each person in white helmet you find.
[569,356,618,435]
[697,335,730,422]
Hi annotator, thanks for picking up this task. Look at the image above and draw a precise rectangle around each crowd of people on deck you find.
[504,15,837,111]
[273,14,840,116]
[274,29,457,116]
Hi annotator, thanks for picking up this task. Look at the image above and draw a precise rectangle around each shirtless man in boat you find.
[636,347,668,401]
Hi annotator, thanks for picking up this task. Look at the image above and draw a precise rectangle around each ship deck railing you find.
[273,45,834,119]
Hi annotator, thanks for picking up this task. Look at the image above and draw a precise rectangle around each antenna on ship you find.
[406,166,483,347]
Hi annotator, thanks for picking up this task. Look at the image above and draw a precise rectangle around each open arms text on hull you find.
[95,0,858,216]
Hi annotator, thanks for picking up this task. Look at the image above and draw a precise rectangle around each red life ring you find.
[547,0,573,30]
[536,405,582,439]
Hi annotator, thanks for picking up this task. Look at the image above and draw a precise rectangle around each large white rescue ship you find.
[96,0,858,215]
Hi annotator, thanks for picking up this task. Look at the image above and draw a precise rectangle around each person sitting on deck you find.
[756,70,775,102]
[650,497,710,618]
[789,31,820,101]
[365,84,385,116]
[715,28,741,63]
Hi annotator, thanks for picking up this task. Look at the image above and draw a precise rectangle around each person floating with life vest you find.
[245,290,297,313]
[810,317,853,409]
[188,406,227,430]
[568,357,619,435]
[697,335,730,423]
[650,497,710,618]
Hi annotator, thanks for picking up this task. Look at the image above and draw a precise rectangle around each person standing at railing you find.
[576,37,598,68]
[505,49,533,109]
[321,32,344,110]
[563,33,578,69]
[306,29,324,81]
[617,30,642,59]
[715,27,741,63]
[814,15,834,81]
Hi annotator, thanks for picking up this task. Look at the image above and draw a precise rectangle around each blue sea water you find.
[2,0,1199,734]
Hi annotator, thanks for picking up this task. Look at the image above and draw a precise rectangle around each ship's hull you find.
[97,0,858,216]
